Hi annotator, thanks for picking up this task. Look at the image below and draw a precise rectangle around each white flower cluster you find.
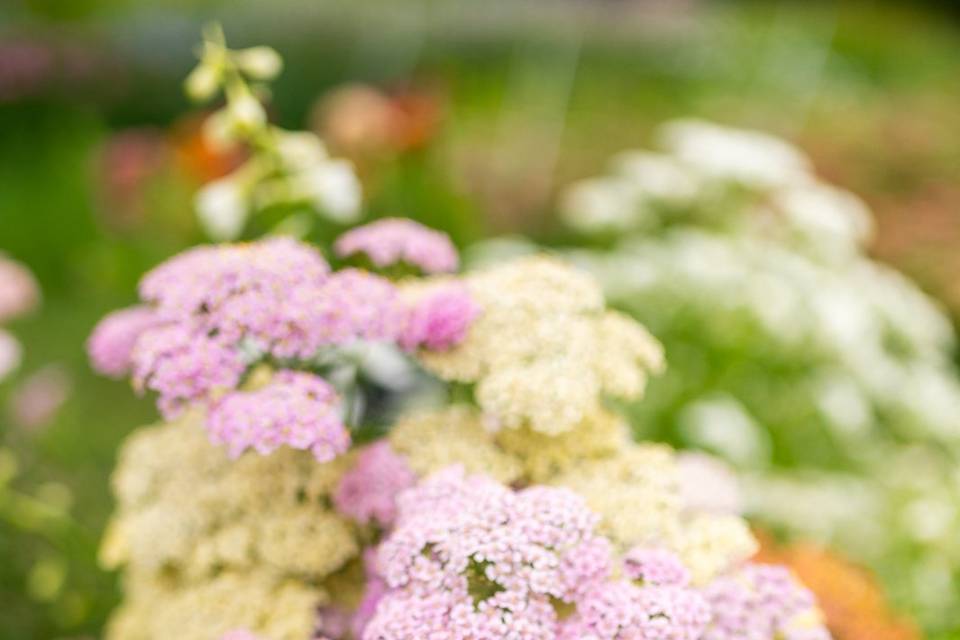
[186,24,361,240]
[559,119,960,632]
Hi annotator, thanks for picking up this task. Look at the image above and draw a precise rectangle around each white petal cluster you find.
[560,118,960,630]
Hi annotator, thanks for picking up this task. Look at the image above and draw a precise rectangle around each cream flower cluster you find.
[101,413,359,640]
[420,256,665,435]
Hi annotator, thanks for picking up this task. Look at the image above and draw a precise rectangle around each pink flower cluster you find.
[87,227,477,461]
[400,284,479,352]
[559,579,709,640]
[353,468,828,640]
[367,466,609,640]
[131,324,246,419]
[701,564,830,640]
[335,218,459,274]
[623,547,692,587]
[334,442,416,527]
[207,371,349,462]
[363,467,722,640]
[86,305,162,378]
[139,237,400,359]
[560,546,708,640]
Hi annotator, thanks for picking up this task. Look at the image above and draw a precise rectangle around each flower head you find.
[334,441,416,527]
[419,256,663,435]
[401,282,479,351]
[335,218,459,274]
[558,579,710,640]
[207,370,348,462]
[0,255,39,323]
[87,305,163,378]
[623,548,691,587]
[701,564,829,640]
[131,324,245,419]
[314,268,407,347]
[139,237,332,355]
[369,466,613,640]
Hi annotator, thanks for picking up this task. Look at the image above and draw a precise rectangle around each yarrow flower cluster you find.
[89,223,476,461]
[335,217,459,274]
[420,256,665,435]
[86,305,163,378]
[333,442,416,527]
[367,466,610,640]
[701,564,829,640]
[208,371,348,461]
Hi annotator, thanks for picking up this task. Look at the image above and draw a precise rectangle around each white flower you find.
[561,176,643,232]
[276,132,329,171]
[295,160,362,223]
[195,176,249,240]
[678,394,770,467]
[771,182,874,255]
[0,329,22,382]
[235,46,283,80]
[658,118,812,189]
[612,150,701,202]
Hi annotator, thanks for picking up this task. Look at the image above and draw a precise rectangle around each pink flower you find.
[623,548,691,587]
[401,284,479,352]
[87,305,163,377]
[7,364,72,430]
[139,236,330,322]
[131,324,245,419]
[312,269,407,348]
[334,441,416,527]
[138,239,404,360]
[335,218,459,274]
[701,564,829,640]
[368,467,612,640]
[0,255,39,323]
[558,580,710,640]
[207,370,349,462]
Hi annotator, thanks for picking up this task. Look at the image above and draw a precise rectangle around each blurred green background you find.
[2,0,960,638]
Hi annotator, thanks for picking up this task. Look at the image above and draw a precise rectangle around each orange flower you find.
[170,112,247,184]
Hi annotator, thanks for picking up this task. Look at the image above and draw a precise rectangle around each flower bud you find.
[227,91,267,131]
[235,46,283,80]
[185,63,220,101]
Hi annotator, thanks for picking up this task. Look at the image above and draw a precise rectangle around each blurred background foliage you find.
[1,0,960,638]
